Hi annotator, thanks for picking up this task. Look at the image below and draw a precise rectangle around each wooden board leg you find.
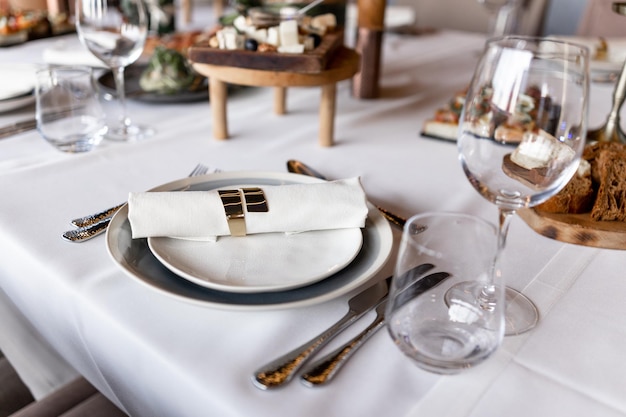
[319,83,336,146]
[209,77,228,140]
[274,87,286,115]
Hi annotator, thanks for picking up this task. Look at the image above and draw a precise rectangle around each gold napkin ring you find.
[242,188,268,212]
[218,189,246,236]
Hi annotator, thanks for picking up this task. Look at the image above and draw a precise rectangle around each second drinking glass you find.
[75,0,154,141]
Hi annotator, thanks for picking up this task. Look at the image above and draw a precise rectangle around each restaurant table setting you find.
[1,6,626,416]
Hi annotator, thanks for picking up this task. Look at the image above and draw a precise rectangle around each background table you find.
[1,23,626,417]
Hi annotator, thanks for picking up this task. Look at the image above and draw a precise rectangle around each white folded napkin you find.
[42,40,107,68]
[128,178,368,240]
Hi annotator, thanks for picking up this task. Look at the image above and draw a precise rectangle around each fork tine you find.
[189,163,209,177]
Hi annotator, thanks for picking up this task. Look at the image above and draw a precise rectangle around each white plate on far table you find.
[106,171,393,311]
[0,64,39,113]
[148,226,363,293]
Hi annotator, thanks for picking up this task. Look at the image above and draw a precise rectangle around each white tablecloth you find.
[1,21,626,417]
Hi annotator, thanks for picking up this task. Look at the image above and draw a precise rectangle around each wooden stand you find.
[192,46,360,147]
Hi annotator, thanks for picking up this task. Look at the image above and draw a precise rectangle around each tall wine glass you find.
[76,0,154,141]
[477,0,522,38]
[454,36,590,335]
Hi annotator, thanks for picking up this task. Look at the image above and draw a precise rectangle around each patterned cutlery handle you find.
[252,309,362,390]
[70,203,125,228]
[62,218,111,242]
[300,303,387,387]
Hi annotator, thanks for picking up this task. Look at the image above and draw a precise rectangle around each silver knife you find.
[0,118,37,140]
[286,159,408,229]
[300,271,451,386]
[251,263,435,390]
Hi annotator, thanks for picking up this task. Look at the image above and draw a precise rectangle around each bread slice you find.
[582,141,625,183]
[536,159,594,214]
[590,147,626,221]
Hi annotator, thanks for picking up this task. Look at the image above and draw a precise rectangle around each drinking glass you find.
[386,212,502,374]
[75,0,154,141]
[477,0,522,38]
[457,36,589,335]
[36,66,106,153]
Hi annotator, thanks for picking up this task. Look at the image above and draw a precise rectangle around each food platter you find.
[97,64,208,104]
[518,208,626,250]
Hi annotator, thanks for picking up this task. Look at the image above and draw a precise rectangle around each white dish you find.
[148,226,363,293]
[107,171,393,310]
[0,64,38,101]
[0,92,35,113]
[0,63,39,113]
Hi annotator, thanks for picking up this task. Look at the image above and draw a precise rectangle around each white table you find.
[1,27,626,417]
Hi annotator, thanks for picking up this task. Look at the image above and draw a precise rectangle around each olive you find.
[245,38,258,51]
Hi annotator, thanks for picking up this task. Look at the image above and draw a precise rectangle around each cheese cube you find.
[510,130,575,170]
[279,20,300,47]
[267,26,280,46]
[217,27,244,50]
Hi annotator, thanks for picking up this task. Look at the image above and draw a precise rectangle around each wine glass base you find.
[105,124,155,142]
[444,282,539,337]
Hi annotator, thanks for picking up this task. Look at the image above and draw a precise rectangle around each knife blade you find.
[286,159,408,229]
[300,270,451,386]
[251,263,435,390]
[0,118,37,139]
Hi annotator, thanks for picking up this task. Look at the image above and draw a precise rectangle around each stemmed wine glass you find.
[453,36,590,335]
[75,0,154,141]
[477,0,522,38]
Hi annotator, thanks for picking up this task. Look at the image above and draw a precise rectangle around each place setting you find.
[103,170,394,310]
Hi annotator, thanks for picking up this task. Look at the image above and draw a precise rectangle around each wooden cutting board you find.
[188,31,344,74]
[518,208,626,250]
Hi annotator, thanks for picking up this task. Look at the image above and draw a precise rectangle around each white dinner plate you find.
[0,64,39,113]
[106,171,393,310]
[148,226,363,293]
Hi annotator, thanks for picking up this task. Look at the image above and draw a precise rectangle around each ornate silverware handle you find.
[252,308,364,390]
[300,302,387,387]
[71,203,125,228]
[62,219,111,242]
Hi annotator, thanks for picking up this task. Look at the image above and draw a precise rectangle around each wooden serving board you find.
[518,208,626,250]
[188,31,343,74]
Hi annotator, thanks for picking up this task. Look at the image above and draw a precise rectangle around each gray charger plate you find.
[106,171,393,310]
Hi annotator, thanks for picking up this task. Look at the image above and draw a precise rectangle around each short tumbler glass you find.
[36,66,106,153]
[386,212,504,374]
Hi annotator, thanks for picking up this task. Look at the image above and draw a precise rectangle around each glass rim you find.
[485,35,591,59]
[404,211,497,234]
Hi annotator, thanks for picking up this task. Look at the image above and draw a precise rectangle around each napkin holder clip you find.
[218,188,268,236]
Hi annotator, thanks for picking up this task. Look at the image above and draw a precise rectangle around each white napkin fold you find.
[42,40,108,68]
[128,178,368,240]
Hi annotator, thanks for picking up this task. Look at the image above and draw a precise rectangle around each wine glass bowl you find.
[75,0,154,141]
[457,36,590,335]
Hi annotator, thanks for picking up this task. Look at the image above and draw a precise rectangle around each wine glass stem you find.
[480,207,515,309]
[112,66,130,130]
[489,4,517,38]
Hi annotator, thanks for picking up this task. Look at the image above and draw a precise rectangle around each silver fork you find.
[62,163,211,242]
[71,163,210,227]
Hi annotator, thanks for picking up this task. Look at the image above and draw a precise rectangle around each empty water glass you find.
[36,66,106,153]
[386,212,503,374]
